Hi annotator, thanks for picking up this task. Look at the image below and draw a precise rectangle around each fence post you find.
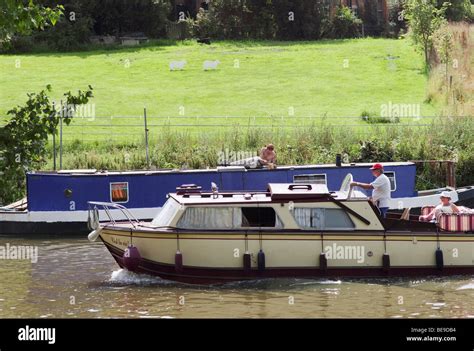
[59,100,64,170]
[446,161,456,188]
[51,102,56,171]
[144,107,150,169]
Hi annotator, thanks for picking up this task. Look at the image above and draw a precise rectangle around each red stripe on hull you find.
[103,242,474,285]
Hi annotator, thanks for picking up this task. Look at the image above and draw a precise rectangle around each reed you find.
[45,116,474,190]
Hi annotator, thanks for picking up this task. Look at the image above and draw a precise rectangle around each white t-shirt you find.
[435,203,454,214]
[370,174,391,208]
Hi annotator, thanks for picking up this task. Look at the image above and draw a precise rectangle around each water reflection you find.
[0,236,472,318]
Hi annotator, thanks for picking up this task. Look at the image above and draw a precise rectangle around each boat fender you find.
[435,248,444,270]
[175,251,183,272]
[87,228,102,242]
[123,245,141,272]
[382,253,390,272]
[257,249,265,271]
[319,252,327,270]
[243,251,251,272]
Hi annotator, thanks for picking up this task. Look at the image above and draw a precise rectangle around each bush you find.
[248,0,278,39]
[361,115,401,124]
[189,0,329,40]
[192,8,219,38]
[438,0,473,22]
[273,0,330,40]
[331,6,363,38]
[32,15,93,51]
[457,149,474,188]
[386,0,407,38]
[7,0,171,52]
[205,0,253,39]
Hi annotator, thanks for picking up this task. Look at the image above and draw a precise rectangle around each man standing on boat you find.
[350,163,391,218]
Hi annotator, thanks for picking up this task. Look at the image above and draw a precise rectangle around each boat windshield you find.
[151,198,180,227]
[339,173,353,194]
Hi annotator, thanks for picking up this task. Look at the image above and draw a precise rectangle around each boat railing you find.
[87,201,140,229]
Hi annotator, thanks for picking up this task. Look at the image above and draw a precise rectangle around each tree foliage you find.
[331,6,363,39]
[0,86,93,205]
[433,23,454,86]
[0,0,63,46]
[403,0,448,69]
[438,0,473,21]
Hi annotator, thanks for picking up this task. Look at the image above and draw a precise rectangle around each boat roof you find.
[169,183,351,205]
[268,183,330,200]
[28,162,415,176]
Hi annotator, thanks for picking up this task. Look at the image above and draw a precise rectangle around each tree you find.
[0,0,63,46]
[433,23,454,89]
[403,0,448,69]
[0,85,93,205]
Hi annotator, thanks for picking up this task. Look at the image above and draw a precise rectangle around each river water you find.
[0,236,473,318]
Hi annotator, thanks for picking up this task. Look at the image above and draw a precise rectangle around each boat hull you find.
[0,220,89,236]
[100,228,474,284]
[0,208,156,236]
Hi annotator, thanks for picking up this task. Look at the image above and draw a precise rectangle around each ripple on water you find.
[108,269,174,286]
[289,279,342,287]
[456,282,474,290]
[1,237,473,318]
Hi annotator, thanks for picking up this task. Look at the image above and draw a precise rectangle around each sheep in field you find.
[169,60,186,71]
[203,60,220,71]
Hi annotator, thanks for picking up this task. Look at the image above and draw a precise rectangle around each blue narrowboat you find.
[0,161,471,235]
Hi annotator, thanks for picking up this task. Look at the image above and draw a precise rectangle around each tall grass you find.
[46,116,474,190]
[427,22,473,116]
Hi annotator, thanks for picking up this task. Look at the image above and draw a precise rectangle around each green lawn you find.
[0,38,437,140]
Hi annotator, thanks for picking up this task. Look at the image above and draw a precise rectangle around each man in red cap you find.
[350,163,391,218]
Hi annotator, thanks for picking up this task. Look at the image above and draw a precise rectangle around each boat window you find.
[293,174,327,185]
[292,208,354,230]
[110,182,129,203]
[177,207,241,229]
[177,206,283,229]
[384,171,396,191]
[151,199,180,227]
[241,207,280,227]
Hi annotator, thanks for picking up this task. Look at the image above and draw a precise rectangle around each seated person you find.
[259,144,276,168]
[229,144,277,169]
[419,191,473,222]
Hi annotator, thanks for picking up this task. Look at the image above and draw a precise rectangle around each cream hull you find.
[99,227,474,284]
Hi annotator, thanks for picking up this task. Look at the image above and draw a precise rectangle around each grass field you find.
[0,38,438,141]
[1,37,473,200]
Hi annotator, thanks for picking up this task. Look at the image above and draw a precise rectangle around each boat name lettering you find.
[111,237,128,247]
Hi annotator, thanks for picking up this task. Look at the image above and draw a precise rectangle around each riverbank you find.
[46,115,473,190]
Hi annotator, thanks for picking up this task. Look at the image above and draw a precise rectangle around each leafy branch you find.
[0,85,93,205]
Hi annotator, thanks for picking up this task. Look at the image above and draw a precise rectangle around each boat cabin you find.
[150,182,386,232]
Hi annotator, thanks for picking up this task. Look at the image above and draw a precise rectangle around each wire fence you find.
[2,113,470,189]
[2,114,472,142]
[37,114,463,141]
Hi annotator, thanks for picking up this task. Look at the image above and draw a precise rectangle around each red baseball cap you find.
[370,163,383,170]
